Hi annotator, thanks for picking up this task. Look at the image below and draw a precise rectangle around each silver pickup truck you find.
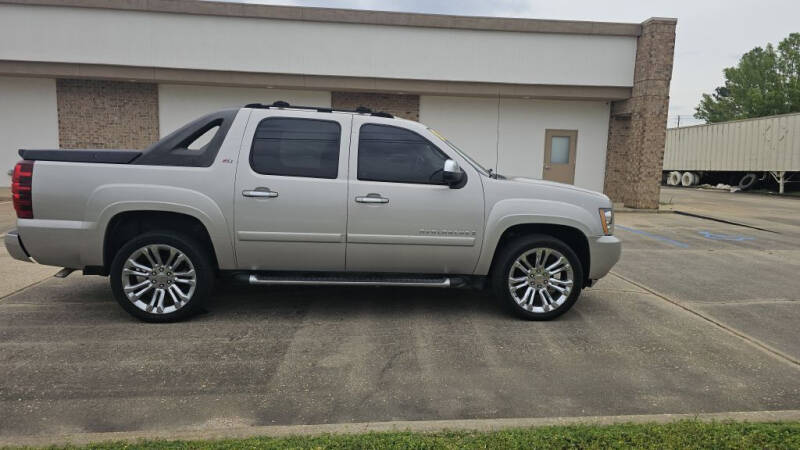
[6,102,620,322]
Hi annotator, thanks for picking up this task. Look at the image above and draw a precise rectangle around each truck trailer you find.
[663,112,800,193]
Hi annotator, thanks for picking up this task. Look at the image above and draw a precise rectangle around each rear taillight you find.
[12,160,34,219]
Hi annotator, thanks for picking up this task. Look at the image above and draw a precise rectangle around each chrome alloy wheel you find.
[507,247,574,313]
[121,244,197,314]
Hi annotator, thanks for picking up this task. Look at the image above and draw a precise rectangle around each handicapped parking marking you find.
[698,230,755,241]
[616,225,690,248]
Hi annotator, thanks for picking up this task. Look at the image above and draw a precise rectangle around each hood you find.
[482,174,612,214]
[505,176,609,201]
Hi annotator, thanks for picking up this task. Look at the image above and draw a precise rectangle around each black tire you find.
[491,234,584,320]
[738,173,758,190]
[110,231,214,322]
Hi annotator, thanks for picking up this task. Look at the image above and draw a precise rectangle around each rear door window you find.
[250,117,341,179]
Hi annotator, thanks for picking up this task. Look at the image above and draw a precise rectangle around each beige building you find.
[0,0,676,208]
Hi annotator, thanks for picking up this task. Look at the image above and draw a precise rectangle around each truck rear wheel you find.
[492,234,584,320]
[110,231,214,322]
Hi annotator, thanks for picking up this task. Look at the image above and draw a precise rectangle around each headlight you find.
[599,208,614,235]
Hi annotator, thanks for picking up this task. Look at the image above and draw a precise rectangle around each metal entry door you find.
[543,129,577,184]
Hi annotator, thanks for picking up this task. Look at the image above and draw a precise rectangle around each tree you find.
[695,33,800,123]
[779,33,800,111]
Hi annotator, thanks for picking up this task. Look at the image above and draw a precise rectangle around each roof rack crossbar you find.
[244,101,394,118]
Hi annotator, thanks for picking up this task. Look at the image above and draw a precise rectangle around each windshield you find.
[428,128,491,176]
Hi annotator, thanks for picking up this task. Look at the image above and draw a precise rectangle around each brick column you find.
[604,18,676,209]
[331,92,419,121]
[56,79,159,149]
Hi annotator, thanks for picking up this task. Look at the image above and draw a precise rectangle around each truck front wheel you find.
[110,231,214,322]
[492,235,584,320]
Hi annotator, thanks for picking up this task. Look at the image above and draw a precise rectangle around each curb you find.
[672,210,778,233]
[615,208,675,214]
[612,203,675,213]
[2,410,800,447]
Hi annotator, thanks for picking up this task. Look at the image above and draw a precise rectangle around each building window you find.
[357,124,448,184]
[550,136,571,164]
[250,117,340,179]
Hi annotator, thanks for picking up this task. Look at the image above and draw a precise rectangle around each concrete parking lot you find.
[659,186,800,236]
[0,188,798,443]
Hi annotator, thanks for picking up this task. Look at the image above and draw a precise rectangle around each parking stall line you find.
[615,225,690,248]
[0,276,55,303]
[697,230,755,241]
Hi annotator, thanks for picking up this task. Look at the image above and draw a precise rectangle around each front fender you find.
[473,198,596,275]
[81,184,235,269]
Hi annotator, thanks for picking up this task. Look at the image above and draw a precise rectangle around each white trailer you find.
[663,112,800,193]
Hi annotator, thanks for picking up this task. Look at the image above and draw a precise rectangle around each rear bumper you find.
[4,230,32,262]
[588,235,621,280]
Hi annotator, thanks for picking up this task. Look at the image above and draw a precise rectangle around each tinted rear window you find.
[250,118,341,179]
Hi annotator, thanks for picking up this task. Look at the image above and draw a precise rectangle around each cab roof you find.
[244,101,395,119]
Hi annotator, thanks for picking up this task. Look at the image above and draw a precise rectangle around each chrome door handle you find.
[242,188,279,198]
[355,193,389,204]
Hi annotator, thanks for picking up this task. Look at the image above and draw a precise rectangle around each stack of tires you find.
[664,171,700,187]
[680,172,700,187]
[662,171,760,190]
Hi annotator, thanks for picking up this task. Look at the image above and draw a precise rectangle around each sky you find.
[229,0,799,127]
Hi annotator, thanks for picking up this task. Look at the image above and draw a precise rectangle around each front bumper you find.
[588,235,621,280]
[4,230,32,263]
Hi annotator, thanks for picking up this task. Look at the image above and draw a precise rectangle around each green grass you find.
[18,420,800,450]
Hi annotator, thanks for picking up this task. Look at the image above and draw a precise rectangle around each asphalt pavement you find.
[0,188,798,443]
[0,197,15,236]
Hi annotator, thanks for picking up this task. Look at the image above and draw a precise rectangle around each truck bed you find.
[18,149,142,164]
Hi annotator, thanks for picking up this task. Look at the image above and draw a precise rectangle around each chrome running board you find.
[248,274,452,288]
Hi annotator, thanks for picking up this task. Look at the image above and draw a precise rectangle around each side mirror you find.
[443,159,466,188]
